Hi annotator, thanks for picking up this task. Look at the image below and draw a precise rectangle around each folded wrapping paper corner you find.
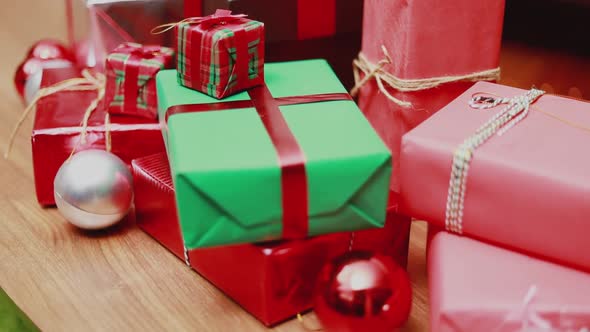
[356,0,504,193]
[157,59,391,249]
[173,9,265,99]
[132,152,411,326]
[429,232,590,332]
[32,67,165,206]
[402,81,590,271]
[105,42,175,119]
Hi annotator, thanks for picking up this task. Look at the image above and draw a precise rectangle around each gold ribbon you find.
[5,69,107,159]
[351,45,501,108]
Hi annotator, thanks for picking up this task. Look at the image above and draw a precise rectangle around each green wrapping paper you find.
[157,59,391,249]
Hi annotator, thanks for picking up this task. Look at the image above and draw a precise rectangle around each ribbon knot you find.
[115,43,166,60]
[351,45,501,108]
[151,9,247,34]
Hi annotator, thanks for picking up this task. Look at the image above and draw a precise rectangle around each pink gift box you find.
[401,81,590,271]
[429,232,590,332]
[357,0,505,193]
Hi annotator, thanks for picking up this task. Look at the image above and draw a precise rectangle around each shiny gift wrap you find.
[157,60,391,248]
[401,82,590,271]
[357,0,504,192]
[132,153,411,326]
[429,232,590,332]
[104,43,174,119]
[32,68,165,206]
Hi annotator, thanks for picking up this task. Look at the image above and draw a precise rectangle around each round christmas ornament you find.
[314,251,412,332]
[26,39,74,60]
[54,150,133,230]
[14,39,75,103]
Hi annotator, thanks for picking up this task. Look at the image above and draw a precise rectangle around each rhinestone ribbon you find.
[445,88,545,233]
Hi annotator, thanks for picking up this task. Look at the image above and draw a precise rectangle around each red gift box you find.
[105,43,175,119]
[132,152,411,326]
[355,0,505,193]
[175,10,265,98]
[32,67,165,206]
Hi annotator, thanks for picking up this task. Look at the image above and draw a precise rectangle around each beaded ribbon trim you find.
[445,88,545,233]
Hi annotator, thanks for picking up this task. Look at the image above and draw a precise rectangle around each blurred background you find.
[1,0,589,101]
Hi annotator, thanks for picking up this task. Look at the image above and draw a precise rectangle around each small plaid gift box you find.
[175,9,265,99]
[105,42,175,119]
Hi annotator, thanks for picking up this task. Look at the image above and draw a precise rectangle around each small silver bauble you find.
[24,59,74,104]
[54,150,133,230]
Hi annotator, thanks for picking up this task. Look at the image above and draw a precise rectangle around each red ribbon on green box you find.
[166,85,352,239]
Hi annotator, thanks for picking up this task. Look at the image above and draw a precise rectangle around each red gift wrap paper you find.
[357,0,505,193]
[32,68,165,206]
[132,153,411,326]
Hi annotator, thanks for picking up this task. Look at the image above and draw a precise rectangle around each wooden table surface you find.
[1,2,588,331]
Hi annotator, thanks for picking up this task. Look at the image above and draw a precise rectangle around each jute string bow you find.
[5,69,108,159]
[351,46,501,108]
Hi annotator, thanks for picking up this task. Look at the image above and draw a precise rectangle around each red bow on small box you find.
[118,43,164,60]
[151,9,248,34]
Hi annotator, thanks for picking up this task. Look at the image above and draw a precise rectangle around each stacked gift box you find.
[19,0,590,330]
[354,0,590,330]
[26,2,414,328]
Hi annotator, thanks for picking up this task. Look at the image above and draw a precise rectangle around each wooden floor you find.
[1,1,588,331]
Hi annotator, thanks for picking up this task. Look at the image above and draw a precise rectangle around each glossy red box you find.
[32,67,165,205]
[132,153,411,326]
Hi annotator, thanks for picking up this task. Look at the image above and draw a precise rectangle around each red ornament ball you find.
[314,251,412,332]
[26,39,74,61]
[14,40,75,102]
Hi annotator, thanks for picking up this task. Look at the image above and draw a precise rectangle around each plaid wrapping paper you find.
[176,16,265,99]
[105,42,175,119]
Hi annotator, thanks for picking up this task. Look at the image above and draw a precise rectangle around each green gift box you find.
[157,59,391,249]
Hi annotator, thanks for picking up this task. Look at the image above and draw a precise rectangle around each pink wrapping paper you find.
[429,232,590,332]
[401,81,590,271]
[357,0,504,192]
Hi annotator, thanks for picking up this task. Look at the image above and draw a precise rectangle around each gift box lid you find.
[156,59,391,248]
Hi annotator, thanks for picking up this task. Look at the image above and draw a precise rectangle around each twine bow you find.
[5,69,107,159]
[351,46,501,108]
[151,9,247,34]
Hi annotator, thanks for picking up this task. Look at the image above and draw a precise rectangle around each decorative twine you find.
[150,12,247,35]
[351,45,501,108]
[5,69,108,159]
[445,88,590,235]
[150,17,205,34]
[445,88,545,234]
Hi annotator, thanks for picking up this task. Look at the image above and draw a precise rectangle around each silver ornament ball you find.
[54,150,133,230]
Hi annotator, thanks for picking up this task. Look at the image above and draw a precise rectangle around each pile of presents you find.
[26,0,590,330]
